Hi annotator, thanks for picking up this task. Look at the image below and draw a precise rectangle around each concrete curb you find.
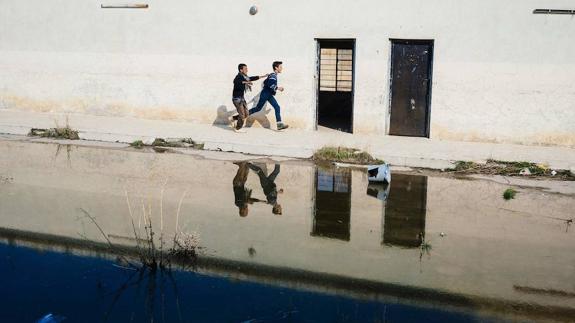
[1,109,574,171]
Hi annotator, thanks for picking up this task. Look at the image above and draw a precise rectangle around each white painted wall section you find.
[0,0,574,146]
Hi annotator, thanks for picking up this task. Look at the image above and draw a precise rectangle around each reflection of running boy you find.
[248,61,289,131]
[232,162,262,217]
[248,163,283,215]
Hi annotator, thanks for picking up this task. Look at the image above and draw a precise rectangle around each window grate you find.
[319,48,353,92]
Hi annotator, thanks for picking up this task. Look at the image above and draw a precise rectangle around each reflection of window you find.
[334,173,349,193]
[319,48,353,92]
[317,169,350,192]
[312,168,352,241]
[317,170,335,192]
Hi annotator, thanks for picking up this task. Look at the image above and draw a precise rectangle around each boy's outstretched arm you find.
[248,163,265,174]
[250,73,268,81]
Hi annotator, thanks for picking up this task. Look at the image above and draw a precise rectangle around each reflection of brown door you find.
[383,174,427,248]
[389,40,433,137]
[312,168,351,241]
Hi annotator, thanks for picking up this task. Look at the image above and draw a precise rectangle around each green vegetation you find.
[451,159,573,180]
[28,126,80,140]
[152,138,183,148]
[129,138,204,150]
[503,188,517,200]
[490,160,547,175]
[180,138,204,150]
[130,140,145,149]
[454,161,476,171]
[313,147,384,165]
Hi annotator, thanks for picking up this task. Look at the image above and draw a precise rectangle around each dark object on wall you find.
[101,4,149,9]
[533,9,575,15]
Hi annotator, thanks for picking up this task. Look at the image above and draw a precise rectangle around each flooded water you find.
[0,139,574,322]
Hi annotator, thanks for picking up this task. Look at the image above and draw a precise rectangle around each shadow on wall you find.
[212,92,272,129]
[213,105,235,126]
[245,92,272,129]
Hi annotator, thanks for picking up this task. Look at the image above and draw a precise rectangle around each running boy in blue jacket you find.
[248,61,289,130]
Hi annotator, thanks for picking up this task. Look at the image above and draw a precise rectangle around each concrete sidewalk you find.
[1,109,574,170]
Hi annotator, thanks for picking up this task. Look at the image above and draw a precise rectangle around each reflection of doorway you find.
[316,39,355,133]
[383,174,428,248]
[311,168,351,241]
[389,39,434,137]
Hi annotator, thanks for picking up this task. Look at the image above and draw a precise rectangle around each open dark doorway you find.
[317,39,355,133]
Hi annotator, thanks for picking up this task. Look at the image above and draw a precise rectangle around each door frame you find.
[387,38,434,138]
[314,38,356,133]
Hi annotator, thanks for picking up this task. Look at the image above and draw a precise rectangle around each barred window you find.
[319,48,353,92]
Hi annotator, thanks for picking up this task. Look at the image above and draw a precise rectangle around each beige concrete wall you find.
[0,140,574,309]
[0,1,574,145]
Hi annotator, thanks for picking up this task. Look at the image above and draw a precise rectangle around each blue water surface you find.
[0,243,490,323]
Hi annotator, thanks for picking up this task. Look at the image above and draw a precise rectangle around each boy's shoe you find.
[230,115,239,128]
[234,128,247,133]
[277,123,289,131]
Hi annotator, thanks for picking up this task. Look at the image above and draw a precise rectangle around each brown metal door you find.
[389,40,433,137]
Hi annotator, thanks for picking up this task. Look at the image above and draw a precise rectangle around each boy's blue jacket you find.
[263,73,278,95]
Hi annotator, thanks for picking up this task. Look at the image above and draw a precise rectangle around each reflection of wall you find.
[383,174,427,248]
[1,141,575,310]
[312,168,352,241]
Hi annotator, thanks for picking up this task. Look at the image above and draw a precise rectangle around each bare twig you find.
[77,207,135,267]
[174,189,188,240]
[125,190,142,251]
[78,208,116,250]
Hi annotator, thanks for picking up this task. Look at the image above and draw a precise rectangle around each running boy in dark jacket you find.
[248,61,289,131]
[232,64,268,132]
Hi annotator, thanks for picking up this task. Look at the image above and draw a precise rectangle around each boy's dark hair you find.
[272,61,282,71]
[238,63,247,72]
